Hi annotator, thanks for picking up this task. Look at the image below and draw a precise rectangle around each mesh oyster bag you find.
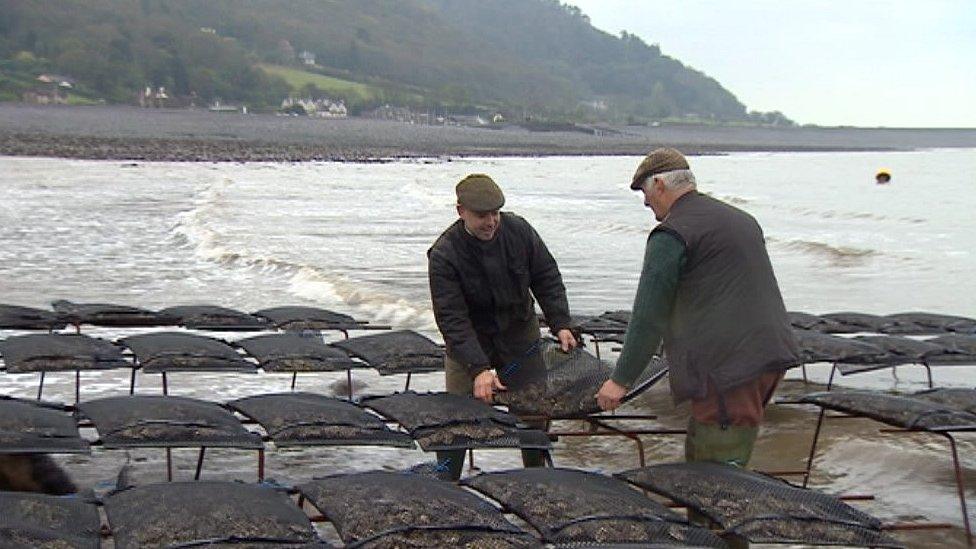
[227,392,413,448]
[298,471,539,548]
[618,462,901,547]
[463,468,725,547]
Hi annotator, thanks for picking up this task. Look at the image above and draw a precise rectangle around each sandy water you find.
[1,149,975,546]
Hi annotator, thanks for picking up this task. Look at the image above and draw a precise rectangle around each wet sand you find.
[2,104,975,161]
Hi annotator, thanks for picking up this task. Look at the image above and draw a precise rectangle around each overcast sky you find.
[568,1,975,128]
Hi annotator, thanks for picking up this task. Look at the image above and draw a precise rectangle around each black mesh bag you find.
[362,392,550,451]
[836,335,945,374]
[120,332,254,373]
[793,330,885,364]
[78,395,263,448]
[0,492,101,549]
[819,312,889,333]
[577,312,629,336]
[103,481,319,548]
[496,340,668,417]
[799,390,976,432]
[0,333,129,373]
[227,392,413,448]
[924,334,976,364]
[298,471,539,548]
[159,305,270,331]
[883,312,976,335]
[913,387,976,414]
[0,396,88,453]
[332,330,444,375]
[462,468,725,547]
[236,334,363,372]
[787,311,846,333]
[252,306,363,331]
[618,462,901,547]
[51,300,176,327]
[0,304,66,330]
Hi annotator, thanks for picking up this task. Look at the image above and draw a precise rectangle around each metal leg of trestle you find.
[37,371,45,400]
[257,449,265,483]
[802,406,827,488]
[922,362,934,389]
[129,368,137,394]
[404,372,412,392]
[825,363,837,391]
[801,363,809,383]
[166,448,173,482]
[195,447,206,480]
[347,369,354,399]
[290,372,298,391]
[75,369,80,405]
[467,448,479,472]
[943,433,972,545]
[162,372,168,395]
[593,340,602,360]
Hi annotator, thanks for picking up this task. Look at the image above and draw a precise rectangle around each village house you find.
[280,96,347,118]
[22,74,76,104]
[298,50,316,66]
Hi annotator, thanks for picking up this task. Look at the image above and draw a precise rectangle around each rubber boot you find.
[684,419,758,467]
[434,449,465,481]
[685,418,759,549]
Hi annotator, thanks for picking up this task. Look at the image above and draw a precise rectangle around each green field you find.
[258,64,379,102]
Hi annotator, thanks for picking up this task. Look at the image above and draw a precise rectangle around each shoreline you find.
[1,104,974,163]
[0,132,892,163]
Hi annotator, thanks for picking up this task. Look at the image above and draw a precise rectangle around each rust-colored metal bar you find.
[882,522,954,531]
[589,419,647,468]
[36,371,45,400]
[802,406,827,488]
[194,447,206,480]
[943,432,973,545]
[825,362,837,390]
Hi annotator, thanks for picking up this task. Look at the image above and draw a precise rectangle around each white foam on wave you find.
[170,175,438,333]
[288,266,437,334]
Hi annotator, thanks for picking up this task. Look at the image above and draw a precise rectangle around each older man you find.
[428,173,577,479]
[596,148,799,467]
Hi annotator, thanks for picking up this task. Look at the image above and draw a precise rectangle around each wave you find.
[170,177,437,332]
[772,237,878,265]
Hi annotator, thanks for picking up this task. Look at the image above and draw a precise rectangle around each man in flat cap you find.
[428,173,577,479]
[596,148,799,469]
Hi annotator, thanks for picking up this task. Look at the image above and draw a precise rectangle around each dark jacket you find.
[653,191,800,402]
[428,212,572,376]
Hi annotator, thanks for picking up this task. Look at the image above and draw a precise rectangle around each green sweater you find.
[611,230,686,387]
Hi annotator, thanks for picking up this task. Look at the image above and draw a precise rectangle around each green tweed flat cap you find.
[630,147,690,190]
[456,173,505,211]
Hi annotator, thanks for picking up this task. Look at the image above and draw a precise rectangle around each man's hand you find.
[556,328,578,352]
[596,379,628,411]
[473,369,506,403]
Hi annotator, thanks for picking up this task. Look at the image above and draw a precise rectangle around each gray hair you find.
[653,169,697,190]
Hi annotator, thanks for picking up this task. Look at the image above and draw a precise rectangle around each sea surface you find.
[1,149,975,545]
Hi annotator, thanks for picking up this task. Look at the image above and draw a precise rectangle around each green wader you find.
[685,418,759,549]
[436,354,547,481]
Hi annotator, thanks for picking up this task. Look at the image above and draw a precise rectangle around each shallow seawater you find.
[1,149,975,546]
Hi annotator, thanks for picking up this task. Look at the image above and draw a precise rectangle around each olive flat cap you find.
[630,147,690,190]
[456,173,505,211]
